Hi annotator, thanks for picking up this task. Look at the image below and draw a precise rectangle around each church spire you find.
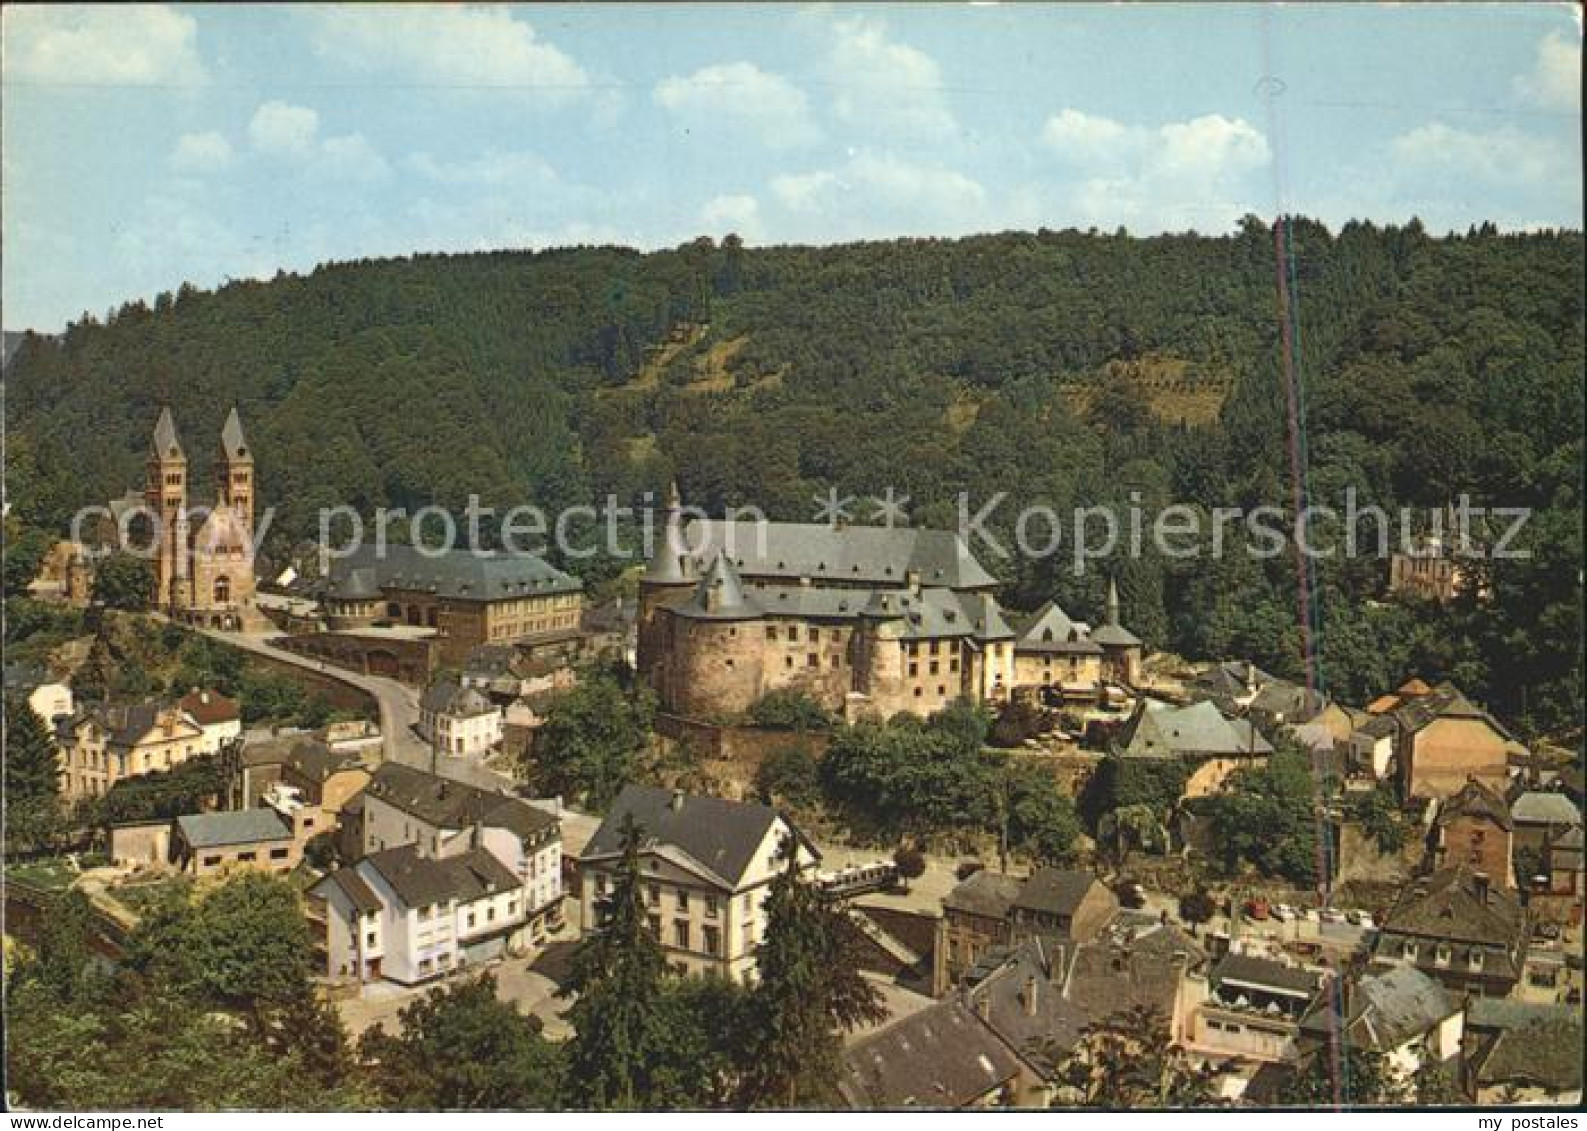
[151,406,184,459]
[220,406,250,461]
[1106,576,1121,627]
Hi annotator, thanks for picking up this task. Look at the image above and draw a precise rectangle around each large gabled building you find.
[1373,866,1529,997]
[321,542,583,667]
[576,784,819,981]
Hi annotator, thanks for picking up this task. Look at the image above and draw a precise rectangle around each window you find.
[237,851,257,863]
[365,931,376,947]
[766,626,777,640]
[705,895,719,918]
[647,914,661,936]
[648,883,660,907]
[269,847,289,860]
[785,656,794,669]
[675,921,691,949]
[203,854,222,867]
[929,661,939,675]
[807,653,819,667]
[788,626,799,642]
[703,925,720,956]
[676,889,689,912]
[487,906,496,923]
[909,662,918,677]
[468,912,477,929]
[508,899,519,916]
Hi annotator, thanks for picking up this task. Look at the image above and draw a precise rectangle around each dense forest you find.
[5,218,1582,735]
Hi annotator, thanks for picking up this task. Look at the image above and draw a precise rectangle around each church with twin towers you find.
[139,405,266,630]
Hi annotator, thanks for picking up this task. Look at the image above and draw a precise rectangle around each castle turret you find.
[637,481,702,693]
[145,407,188,610]
[1091,576,1143,687]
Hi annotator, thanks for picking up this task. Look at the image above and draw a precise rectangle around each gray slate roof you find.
[1510,791,1581,828]
[1376,866,1526,951]
[1212,953,1324,997]
[1439,778,1515,831]
[421,678,496,718]
[1300,963,1455,1050]
[362,843,521,909]
[660,517,999,591]
[177,808,291,849]
[364,762,557,843]
[285,740,363,784]
[943,869,1025,919]
[1123,699,1273,759]
[582,784,803,888]
[839,999,1023,1108]
[1010,867,1107,918]
[1013,601,1104,655]
[316,867,382,915]
[324,543,580,603]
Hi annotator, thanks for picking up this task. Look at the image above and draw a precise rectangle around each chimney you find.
[1023,975,1039,1017]
[906,570,921,596]
[1472,872,1490,903]
[670,789,685,812]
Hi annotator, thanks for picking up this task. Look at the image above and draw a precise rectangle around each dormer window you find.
[1403,941,1419,961]
[1435,945,1452,965]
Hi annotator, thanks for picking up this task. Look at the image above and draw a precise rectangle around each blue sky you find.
[2,2,1580,331]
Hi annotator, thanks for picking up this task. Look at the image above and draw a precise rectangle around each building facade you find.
[321,543,584,666]
[577,784,819,981]
[56,700,219,801]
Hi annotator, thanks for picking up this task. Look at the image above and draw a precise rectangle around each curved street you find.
[195,626,515,793]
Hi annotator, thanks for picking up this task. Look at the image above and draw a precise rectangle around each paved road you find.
[196,627,513,793]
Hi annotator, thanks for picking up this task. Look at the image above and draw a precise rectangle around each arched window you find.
[213,575,231,604]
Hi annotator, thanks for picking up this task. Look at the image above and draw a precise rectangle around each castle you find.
[139,406,264,630]
[637,485,1142,721]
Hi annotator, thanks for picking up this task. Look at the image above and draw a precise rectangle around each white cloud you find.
[700,194,762,239]
[1392,122,1565,185]
[249,101,320,156]
[246,101,390,181]
[308,7,588,102]
[169,131,233,174]
[2,4,206,86]
[1039,109,1270,230]
[825,16,956,139]
[1514,30,1581,111]
[1042,109,1131,162]
[769,151,985,239]
[406,149,560,189]
[654,62,821,148]
[319,133,390,182]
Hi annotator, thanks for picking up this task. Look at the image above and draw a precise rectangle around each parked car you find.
[1272,903,1298,922]
[1114,880,1147,909]
[1244,898,1270,920]
[1346,909,1375,929]
[1319,908,1346,924]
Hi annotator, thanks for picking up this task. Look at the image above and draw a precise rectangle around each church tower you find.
[145,407,188,611]
[218,406,254,534]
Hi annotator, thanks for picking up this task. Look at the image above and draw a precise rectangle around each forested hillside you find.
[5,218,1582,735]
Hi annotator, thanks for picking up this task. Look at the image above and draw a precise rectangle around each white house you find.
[418,678,503,757]
[4,663,74,727]
[1299,962,1464,1082]
[177,687,243,752]
[577,784,820,982]
[313,843,530,984]
[361,762,562,940]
